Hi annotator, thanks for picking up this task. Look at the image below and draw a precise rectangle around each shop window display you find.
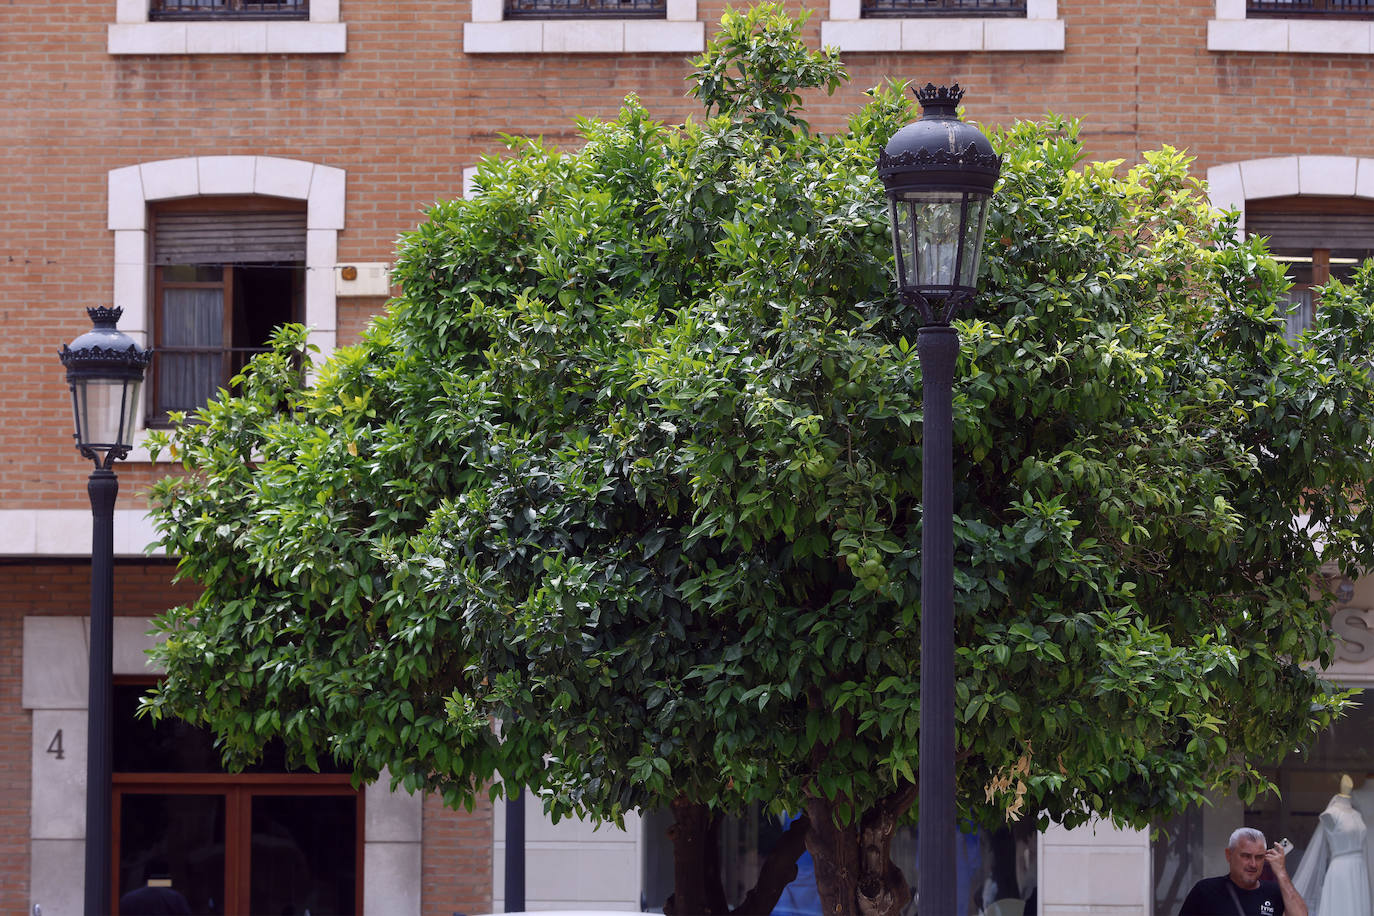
[642,806,1038,915]
[1155,689,1374,915]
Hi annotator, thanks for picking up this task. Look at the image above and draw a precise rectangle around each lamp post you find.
[59,306,152,916]
[877,84,1000,916]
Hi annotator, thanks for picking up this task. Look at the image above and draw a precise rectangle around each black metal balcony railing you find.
[504,0,665,18]
[862,0,1025,17]
[1248,0,1374,17]
[149,0,309,20]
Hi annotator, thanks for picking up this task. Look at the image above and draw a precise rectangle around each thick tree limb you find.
[732,814,811,916]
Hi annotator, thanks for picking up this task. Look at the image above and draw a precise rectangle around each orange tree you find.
[146,7,1374,914]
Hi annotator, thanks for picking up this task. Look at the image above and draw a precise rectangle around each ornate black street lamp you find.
[60,306,151,916]
[877,84,1000,916]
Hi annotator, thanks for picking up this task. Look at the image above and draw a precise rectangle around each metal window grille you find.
[149,0,309,21]
[504,0,665,19]
[1248,0,1374,17]
[862,0,1025,17]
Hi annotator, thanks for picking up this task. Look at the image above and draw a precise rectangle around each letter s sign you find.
[1333,608,1374,664]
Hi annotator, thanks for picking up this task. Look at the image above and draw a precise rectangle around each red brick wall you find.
[340,297,388,348]
[10,0,1374,508]
[0,559,197,619]
[423,793,495,916]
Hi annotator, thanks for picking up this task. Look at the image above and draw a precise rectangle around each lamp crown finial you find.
[86,306,124,328]
[916,83,964,118]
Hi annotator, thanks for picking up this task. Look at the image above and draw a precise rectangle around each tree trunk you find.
[665,798,720,916]
[805,796,861,916]
[662,798,812,916]
[732,814,811,916]
[855,783,916,916]
[805,782,916,916]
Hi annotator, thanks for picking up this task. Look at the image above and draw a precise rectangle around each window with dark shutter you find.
[148,199,305,426]
[153,211,307,266]
[1246,197,1374,342]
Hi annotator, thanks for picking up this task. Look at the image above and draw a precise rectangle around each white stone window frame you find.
[108,0,346,55]
[0,509,162,558]
[1208,0,1374,54]
[1207,155,1374,236]
[108,155,345,463]
[463,0,704,54]
[22,616,424,916]
[820,0,1063,52]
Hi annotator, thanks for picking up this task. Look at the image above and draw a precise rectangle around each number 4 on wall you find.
[46,730,65,760]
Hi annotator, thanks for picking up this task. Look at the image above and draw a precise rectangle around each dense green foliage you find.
[146,5,1374,912]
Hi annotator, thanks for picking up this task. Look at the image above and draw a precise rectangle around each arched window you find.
[1208,155,1374,340]
[107,156,344,441]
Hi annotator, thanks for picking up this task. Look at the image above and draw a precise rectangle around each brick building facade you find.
[5,0,1374,913]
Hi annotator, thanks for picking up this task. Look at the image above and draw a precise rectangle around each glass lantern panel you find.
[122,379,143,446]
[958,194,992,289]
[890,199,912,291]
[72,377,142,452]
[914,192,963,289]
[891,190,995,295]
[892,191,964,290]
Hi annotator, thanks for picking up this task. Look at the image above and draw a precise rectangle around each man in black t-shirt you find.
[1178,827,1308,916]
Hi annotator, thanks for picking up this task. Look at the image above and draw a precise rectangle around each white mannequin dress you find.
[1291,794,1372,916]
[1352,781,1374,912]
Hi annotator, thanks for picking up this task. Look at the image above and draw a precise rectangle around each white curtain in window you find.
[159,288,224,414]
[1285,289,1314,342]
